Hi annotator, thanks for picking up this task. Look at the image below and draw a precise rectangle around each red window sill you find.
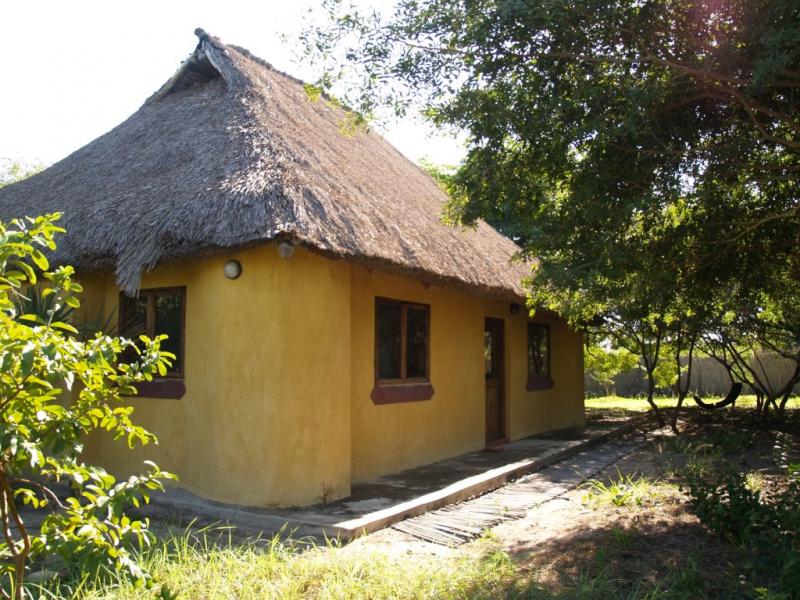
[132,378,186,399]
[526,376,554,391]
[371,382,435,405]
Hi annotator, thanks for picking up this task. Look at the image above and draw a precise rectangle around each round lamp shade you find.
[223,259,242,279]
[278,241,295,259]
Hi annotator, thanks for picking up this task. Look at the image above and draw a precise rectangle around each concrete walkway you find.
[145,415,652,540]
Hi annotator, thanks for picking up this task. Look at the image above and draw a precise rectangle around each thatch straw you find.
[0,29,531,298]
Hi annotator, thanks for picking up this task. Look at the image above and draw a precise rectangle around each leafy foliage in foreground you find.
[674,421,800,598]
[0,214,174,598]
[687,464,800,596]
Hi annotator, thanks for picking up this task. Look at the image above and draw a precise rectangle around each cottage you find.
[0,30,584,508]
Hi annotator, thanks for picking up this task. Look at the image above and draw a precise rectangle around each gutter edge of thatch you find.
[68,236,529,303]
[305,244,531,304]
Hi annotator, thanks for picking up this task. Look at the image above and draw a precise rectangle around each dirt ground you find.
[350,410,800,597]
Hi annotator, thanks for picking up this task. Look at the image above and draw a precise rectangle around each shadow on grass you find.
[470,514,741,600]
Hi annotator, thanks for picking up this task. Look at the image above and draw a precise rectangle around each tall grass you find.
[37,525,516,600]
[33,523,713,600]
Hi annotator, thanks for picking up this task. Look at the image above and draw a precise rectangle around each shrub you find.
[0,214,174,598]
[581,471,656,509]
[686,463,800,596]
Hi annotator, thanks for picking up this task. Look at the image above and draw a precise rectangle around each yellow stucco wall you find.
[349,266,585,483]
[504,309,586,441]
[79,244,583,507]
[81,245,352,508]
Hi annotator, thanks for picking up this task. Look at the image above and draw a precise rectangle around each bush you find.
[686,463,800,596]
[581,470,656,509]
[0,214,174,598]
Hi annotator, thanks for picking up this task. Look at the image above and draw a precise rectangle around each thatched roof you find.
[0,29,531,299]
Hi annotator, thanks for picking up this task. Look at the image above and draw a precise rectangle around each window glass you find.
[375,299,430,383]
[484,330,494,377]
[155,293,184,374]
[120,295,148,338]
[406,306,428,379]
[118,288,186,377]
[376,302,402,379]
[527,323,550,378]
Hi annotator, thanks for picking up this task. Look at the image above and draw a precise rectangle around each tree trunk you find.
[780,388,794,411]
[0,470,29,600]
[646,370,665,426]
[671,391,687,434]
[13,556,24,600]
[670,336,695,434]
[778,364,799,413]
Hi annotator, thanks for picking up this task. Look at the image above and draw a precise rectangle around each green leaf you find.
[18,314,44,324]
[12,260,36,284]
[30,250,49,271]
[51,321,78,334]
[20,347,35,377]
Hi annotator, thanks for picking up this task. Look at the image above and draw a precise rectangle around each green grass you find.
[38,527,517,600]
[586,394,800,412]
[581,470,659,509]
[586,396,676,411]
[34,525,716,600]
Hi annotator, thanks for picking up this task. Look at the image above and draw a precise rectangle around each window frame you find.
[526,321,554,391]
[374,297,431,385]
[119,286,187,379]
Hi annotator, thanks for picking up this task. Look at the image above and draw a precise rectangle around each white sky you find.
[0,0,464,167]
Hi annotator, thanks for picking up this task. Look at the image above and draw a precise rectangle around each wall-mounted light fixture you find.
[223,259,242,279]
[278,240,295,259]
[509,303,521,315]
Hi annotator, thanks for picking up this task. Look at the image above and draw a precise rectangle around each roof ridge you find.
[0,29,530,299]
[150,28,251,103]
[193,28,367,126]
[193,28,303,86]
[193,27,216,44]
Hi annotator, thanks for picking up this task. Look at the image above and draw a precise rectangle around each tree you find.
[584,341,639,397]
[0,214,174,598]
[301,0,798,254]
[0,160,42,190]
[699,276,800,418]
[301,0,799,422]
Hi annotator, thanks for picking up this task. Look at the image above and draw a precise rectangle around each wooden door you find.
[484,318,505,443]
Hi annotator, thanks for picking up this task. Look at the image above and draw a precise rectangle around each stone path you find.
[391,438,644,545]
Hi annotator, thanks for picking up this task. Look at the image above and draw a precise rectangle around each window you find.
[372,297,434,404]
[375,298,430,383]
[527,322,553,390]
[120,287,186,377]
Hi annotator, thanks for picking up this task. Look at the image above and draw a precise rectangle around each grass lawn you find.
[586,394,800,412]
